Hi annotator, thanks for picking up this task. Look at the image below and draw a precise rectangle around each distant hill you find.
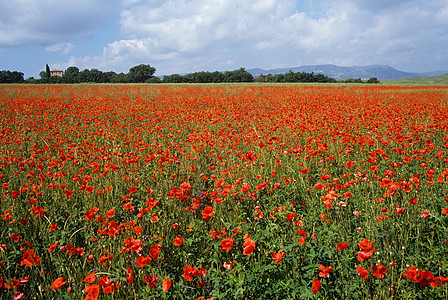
[382,73,448,85]
[247,64,448,80]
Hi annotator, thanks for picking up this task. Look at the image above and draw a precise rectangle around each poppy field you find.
[1,84,448,299]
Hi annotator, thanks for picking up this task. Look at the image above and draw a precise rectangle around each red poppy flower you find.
[51,276,67,291]
[357,266,368,279]
[337,242,349,250]
[272,251,285,265]
[126,268,134,284]
[243,238,255,255]
[99,276,119,293]
[394,205,404,215]
[221,237,234,252]
[357,239,375,262]
[30,206,46,217]
[105,209,115,218]
[48,223,58,231]
[13,293,24,300]
[318,265,333,277]
[83,272,96,283]
[409,197,418,204]
[421,209,430,218]
[312,279,321,293]
[223,261,235,270]
[182,265,195,281]
[297,229,307,245]
[48,241,58,253]
[201,206,214,221]
[372,264,387,279]
[84,284,100,300]
[144,275,158,288]
[84,207,99,221]
[149,244,162,260]
[286,212,296,220]
[136,256,152,268]
[20,249,41,267]
[174,235,184,246]
[162,278,172,292]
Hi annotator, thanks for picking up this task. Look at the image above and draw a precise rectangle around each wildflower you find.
[271,251,285,265]
[51,277,67,291]
[243,238,256,255]
[297,229,307,245]
[20,249,41,267]
[162,278,172,292]
[421,209,430,218]
[357,266,368,279]
[83,272,96,283]
[337,242,349,250]
[144,275,158,288]
[357,239,375,262]
[312,279,321,293]
[99,276,119,294]
[201,206,214,221]
[372,264,387,279]
[174,235,184,246]
[318,265,333,278]
[84,284,100,300]
[126,268,134,284]
[221,237,234,252]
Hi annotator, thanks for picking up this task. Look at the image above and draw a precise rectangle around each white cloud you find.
[57,0,448,74]
[0,0,117,47]
[45,42,75,54]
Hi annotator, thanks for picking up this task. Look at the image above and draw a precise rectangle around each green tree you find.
[39,71,48,80]
[211,71,224,83]
[224,68,254,82]
[110,72,127,83]
[46,64,51,78]
[162,74,184,83]
[366,77,380,84]
[0,70,24,83]
[127,64,156,83]
[62,66,80,83]
[146,77,162,83]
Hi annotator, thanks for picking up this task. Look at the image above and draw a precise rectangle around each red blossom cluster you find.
[1,85,448,298]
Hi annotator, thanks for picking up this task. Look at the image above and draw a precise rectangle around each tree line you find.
[35,64,157,84]
[1,64,380,84]
[0,70,25,83]
[257,70,336,83]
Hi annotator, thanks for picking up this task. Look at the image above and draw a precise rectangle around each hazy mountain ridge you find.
[247,64,448,80]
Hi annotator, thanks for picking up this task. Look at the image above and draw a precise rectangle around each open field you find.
[1,84,448,299]
[382,73,448,86]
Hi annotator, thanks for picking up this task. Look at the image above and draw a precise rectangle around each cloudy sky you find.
[1,0,447,78]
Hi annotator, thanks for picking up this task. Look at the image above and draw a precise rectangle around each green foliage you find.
[0,70,24,83]
[127,64,156,83]
[162,68,253,83]
[264,70,337,83]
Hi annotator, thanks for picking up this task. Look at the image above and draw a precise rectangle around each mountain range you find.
[246,64,448,80]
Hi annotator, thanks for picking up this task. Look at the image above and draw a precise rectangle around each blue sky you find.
[1,0,448,78]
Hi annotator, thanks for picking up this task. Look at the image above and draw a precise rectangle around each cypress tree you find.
[46,64,51,78]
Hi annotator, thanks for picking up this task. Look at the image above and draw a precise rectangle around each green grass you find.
[382,73,448,85]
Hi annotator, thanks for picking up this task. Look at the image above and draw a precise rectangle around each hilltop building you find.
[50,69,63,77]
